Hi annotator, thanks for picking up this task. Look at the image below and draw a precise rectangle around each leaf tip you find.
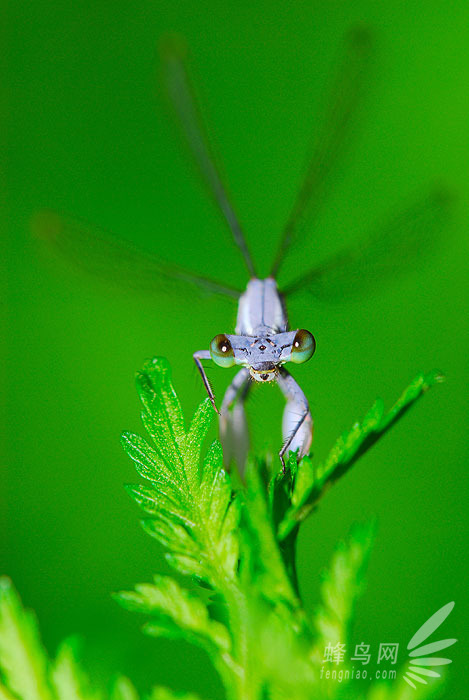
[0,576,13,593]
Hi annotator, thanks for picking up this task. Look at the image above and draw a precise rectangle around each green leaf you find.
[0,684,17,700]
[244,603,316,700]
[312,521,375,659]
[241,459,300,612]
[114,576,230,654]
[183,399,213,485]
[148,689,202,700]
[50,638,101,700]
[198,440,240,577]
[136,358,185,470]
[0,579,142,700]
[121,432,169,483]
[122,357,239,587]
[367,674,446,700]
[0,577,54,700]
[119,359,447,700]
[111,677,139,700]
[278,371,442,539]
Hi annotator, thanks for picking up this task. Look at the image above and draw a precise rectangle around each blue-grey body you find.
[235,277,287,336]
[161,37,368,470]
[44,35,404,471]
[194,278,313,470]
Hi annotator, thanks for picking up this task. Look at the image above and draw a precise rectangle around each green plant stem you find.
[220,583,256,700]
[280,526,300,598]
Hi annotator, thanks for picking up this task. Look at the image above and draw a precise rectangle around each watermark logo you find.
[319,601,458,690]
[402,601,457,690]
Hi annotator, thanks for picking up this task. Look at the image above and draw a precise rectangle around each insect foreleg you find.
[219,368,250,472]
[193,350,220,414]
[277,368,313,470]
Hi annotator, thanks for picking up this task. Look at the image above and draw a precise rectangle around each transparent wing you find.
[32,209,241,300]
[161,35,256,277]
[270,27,373,278]
[282,188,452,301]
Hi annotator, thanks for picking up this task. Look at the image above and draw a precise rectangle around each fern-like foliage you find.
[121,358,239,587]
[0,578,131,700]
[116,357,445,700]
[0,358,444,700]
[277,370,443,540]
[0,578,208,700]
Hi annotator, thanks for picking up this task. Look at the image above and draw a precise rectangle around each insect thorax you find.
[235,277,287,336]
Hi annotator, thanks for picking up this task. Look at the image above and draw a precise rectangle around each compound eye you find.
[290,329,316,364]
[210,334,235,368]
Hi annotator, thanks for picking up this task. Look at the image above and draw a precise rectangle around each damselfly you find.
[34,30,446,470]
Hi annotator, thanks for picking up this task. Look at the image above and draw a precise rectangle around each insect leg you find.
[219,368,251,472]
[193,350,220,414]
[277,368,313,470]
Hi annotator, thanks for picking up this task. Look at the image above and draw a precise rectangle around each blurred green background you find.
[4,1,468,697]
